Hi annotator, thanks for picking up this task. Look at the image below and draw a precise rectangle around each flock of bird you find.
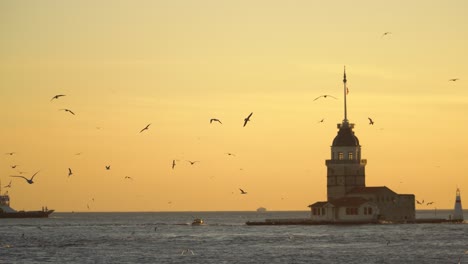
[416,199,435,206]
[3,95,260,202]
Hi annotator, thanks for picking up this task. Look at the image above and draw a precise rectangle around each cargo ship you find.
[0,190,53,218]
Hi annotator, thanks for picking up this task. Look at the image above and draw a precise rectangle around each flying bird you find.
[239,188,247,194]
[5,152,15,155]
[60,109,75,115]
[368,117,374,125]
[225,153,236,156]
[381,32,392,38]
[210,118,222,124]
[139,123,151,133]
[318,119,325,123]
[68,168,73,177]
[426,202,435,205]
[172,160,176,169]
[186,160,199,165]
[243,112,253,127]
[51,94,66,101]
[124,176,133,180]
[449,78,459,82]
[313,95,338,101]
[4,181,12,188]
[10,165,18,169]
[105,165,111,170]
[10,171,40,184]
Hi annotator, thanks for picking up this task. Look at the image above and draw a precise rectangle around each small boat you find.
[0,190,54,218]
[191,218,204,225]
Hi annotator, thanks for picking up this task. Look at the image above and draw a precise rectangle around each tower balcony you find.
[326,159,367,165]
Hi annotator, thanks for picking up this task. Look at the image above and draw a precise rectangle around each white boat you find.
[191,218,204,225]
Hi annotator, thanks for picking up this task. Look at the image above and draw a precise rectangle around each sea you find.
[0,210,467,264]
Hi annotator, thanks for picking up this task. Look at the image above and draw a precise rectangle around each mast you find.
[343,66,348,124]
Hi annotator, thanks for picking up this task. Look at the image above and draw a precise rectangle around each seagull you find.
[172,160,176,169]
[210,118,222,124]
[51,94,66,101]
[10,165,18,169]
[139,123,151,133]
[124,176,133,180]
[243,112,253,127]
[4,181,12,188]
[186,160,199,165]
[426,202,435,205]
[68,168,73,177]
[181,249,195,255]
[381,32,392,38]
[318,118,324,123]
[416,200,422,205]
[368,117,374,125]
[239,188,247,194]
[449,78,459,82]
[10,171,40,184]
[105,165,111,170]
[60,109,75,115]
[5,152,15,156]
[313,95,338,101]
[225,152,236,156]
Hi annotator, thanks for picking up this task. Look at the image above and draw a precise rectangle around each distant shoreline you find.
[47,209,465,214]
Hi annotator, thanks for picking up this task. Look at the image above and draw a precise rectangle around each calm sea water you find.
[0,210,467,264]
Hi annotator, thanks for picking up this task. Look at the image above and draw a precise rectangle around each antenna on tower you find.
[343,66,348,124]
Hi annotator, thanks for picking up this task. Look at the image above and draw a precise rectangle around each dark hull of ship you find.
[0,210,54,218]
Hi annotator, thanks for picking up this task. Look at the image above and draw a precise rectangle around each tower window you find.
[348,152,353,160]
[338,152,344,160]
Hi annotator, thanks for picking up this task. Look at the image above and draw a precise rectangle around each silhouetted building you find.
[453,188,464,221]
[308,68,415,223]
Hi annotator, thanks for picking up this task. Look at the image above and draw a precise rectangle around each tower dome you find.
[332,123,360,146]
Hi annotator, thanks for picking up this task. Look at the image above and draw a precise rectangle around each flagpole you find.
[343,66,348,124]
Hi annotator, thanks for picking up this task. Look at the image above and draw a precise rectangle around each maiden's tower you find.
[308,68,416,223]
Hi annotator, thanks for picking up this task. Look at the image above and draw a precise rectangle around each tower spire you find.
[343,66,348,124]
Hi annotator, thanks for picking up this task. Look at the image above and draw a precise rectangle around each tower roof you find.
[332,123,360,146]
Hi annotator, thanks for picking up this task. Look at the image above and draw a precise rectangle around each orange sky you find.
[1,1,467,212]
